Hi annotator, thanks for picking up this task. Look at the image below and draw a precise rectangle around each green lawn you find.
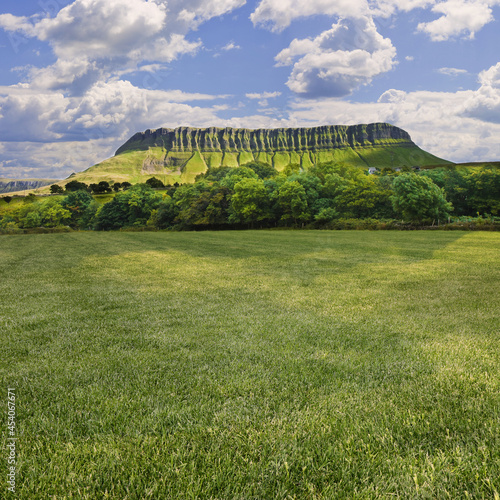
[1,231,499,499]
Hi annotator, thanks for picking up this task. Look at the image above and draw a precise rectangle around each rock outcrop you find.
[0,179,56,194]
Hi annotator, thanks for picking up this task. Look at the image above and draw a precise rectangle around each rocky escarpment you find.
[116,123,413,155]
[0,179,56,194]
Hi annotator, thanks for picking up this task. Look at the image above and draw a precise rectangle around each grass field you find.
[1,231,499,499]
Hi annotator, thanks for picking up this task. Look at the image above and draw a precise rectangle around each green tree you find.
[23,211,42,228]
[65,180,88,192]
[61,190,94,228]
[243,161,276,179]
[200,185,231,226]
[282,163,301,177]
[89,181,112,194]
[229,178,271,226]
[334,175,394,219]
[146,177,165,189]
[287,172,322,220]
[421,167,472,216]
[94,184,161,230]
[23,193,37,204]
[314,207,339,224]
[39,199,71,227]
[276,180,309,225]
[152,196,178,229]
[391,173,452,222]
[198,166,232,183]
[80,200,100,229]
[50,184,64,194]
[465,166,500,215]
[219,166,258,190]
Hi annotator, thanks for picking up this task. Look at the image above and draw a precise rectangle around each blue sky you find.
[1,0,500,179]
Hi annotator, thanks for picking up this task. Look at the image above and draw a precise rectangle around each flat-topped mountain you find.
[116,123,412,155]
[61,123,452,186]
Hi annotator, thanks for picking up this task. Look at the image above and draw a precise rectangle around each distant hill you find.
[0,178,56,194]
[55,123,453,187]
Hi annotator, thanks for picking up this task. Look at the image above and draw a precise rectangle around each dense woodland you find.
[1,162,499,232]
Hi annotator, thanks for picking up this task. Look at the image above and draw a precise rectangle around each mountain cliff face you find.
[0,179,55,194]
[116,123,412,155]
[70,123,450,186]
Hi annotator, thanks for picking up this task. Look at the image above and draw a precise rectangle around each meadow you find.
[1,230,499,499]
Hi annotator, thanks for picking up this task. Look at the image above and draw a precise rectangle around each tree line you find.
[1,162,498,231]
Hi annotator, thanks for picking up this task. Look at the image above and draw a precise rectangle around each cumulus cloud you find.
[288,71,500,163]
[461,62,500,123]
[417,0,495,41]
[377,88,407,103]
[275,16,397,98]
[251,0,500,41]
[0,0,243,94]
[251,0,370,31]
[250,0,439,31]
[0,80,232,143]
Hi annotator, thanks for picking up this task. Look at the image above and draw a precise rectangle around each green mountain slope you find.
[62,123,452,186]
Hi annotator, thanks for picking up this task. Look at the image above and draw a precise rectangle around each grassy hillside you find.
[1,231,498,498]
[48,144,448,192]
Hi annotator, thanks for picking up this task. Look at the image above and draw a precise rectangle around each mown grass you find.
[1,231,499,499]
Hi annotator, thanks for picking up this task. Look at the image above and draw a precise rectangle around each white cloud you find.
[175,0,247,29]
[251,0,500,41]
[438,67,468,76]
[0,139,119,179]
[251,0,369,32]
[377,88,407,103]
[35,0,166,59]
[250,0,440,31]
[0,0,243,94]
[0,13,36,35]
[370,0,436,17]
[275,16,397,97]
[246,91,282,99]
[222,41,241,51]
[478,63,500,88]
[405,55,414,61]
[461,62,500,123]
[288,69,500,163]
[0,80,230,143]
[417,0,495,41]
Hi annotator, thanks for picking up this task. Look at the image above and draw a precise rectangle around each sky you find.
[0,0,500,179]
